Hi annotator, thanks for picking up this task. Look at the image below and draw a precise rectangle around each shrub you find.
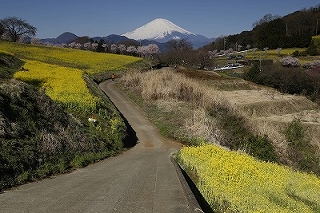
[306,36,320,56]
[302,62,313,69]
[244,64,261,82]
[285,119,320,175]
[70,151,110,168]
[209,106,279,163]
[280,56,301,67]
[292,50,300,57]
[311,60,320,69]
[0,52,24,79]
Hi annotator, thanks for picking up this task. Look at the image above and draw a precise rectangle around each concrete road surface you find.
[0,80,202,213]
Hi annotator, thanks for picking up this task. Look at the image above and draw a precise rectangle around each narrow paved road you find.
[0,80,202,213]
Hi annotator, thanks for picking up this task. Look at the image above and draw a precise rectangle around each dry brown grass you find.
[120,68,231,143]
[119,67,320,163]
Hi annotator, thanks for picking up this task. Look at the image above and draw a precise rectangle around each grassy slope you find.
[0,42,141,191]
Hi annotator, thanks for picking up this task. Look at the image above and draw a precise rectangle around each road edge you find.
[171,157,207,213]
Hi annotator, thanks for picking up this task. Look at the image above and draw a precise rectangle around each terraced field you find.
[218,80,320,151]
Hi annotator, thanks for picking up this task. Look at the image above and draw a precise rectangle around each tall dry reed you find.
[120,68,249,145]
[122,68,231,110]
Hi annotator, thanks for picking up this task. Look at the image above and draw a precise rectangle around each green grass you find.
[245,48,307,59]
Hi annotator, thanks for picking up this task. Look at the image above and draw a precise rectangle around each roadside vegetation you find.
[118,66,320,212]
[177,144,320,213]
[0,42,140,191]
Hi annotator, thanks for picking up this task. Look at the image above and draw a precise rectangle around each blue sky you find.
[0,0,319,39]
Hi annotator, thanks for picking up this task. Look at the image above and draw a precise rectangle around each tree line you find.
[206,5,320,51]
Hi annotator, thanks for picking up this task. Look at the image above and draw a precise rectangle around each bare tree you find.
[252,14,281,28]
[0,16,37,42]
[195,51,212,69]
[167,38,192,51]
[162,39,193,66]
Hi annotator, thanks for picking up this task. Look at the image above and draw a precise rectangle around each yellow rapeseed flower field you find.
[177,144,320,212]
[1,40,142,112]
[0,41,142,74]
[14,60,99,112]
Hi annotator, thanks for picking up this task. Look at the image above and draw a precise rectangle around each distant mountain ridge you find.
[92,34,134,44]
[41,32,77,44]
[122,18,213,48]
[41,18,214,49]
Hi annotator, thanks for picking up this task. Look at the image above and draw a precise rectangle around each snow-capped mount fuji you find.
[122,18,213,48]
[122,18,195,41]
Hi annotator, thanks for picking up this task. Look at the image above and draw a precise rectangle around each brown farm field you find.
[221,82,320,154]
[180,67,320,146]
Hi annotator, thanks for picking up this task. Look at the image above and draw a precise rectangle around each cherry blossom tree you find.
[30,38,41,45]
[126,46,137,55]
[111,44,118,53]
[137,46,146,57]
[208,50,217,59]
[69,42,82,49]
[137,45,159,58]
[147,44,160,57]
[280,56,301,67]
[83,42,92,50]
[91,43,98,51]
[118,44,126,54]
[43,42,53,46]
[102,43,108,52]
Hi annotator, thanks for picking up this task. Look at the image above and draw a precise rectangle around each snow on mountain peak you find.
[122,18,195,41]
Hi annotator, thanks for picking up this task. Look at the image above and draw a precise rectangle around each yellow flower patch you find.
[177,144,320,212]
[14,60,99,112]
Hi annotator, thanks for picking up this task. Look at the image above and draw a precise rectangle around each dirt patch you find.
[222,89,295,105]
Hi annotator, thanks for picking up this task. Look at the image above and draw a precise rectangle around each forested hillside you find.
[209,5,320,50]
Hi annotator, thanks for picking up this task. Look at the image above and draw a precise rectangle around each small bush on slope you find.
[0,52,24,79]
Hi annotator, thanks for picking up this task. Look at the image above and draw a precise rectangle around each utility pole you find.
[259,51,262,72]
[316,19,319,36]
[224,37,226,51]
